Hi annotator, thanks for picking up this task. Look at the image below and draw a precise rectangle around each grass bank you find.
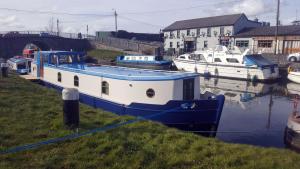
[1,74,300,169]
[87,49,124,61]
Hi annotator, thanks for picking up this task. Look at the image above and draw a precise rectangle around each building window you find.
[226,58,239,63]
[207,28,211,37]
[204,41,208,48]
[220,40,230,47]
[170,31,174,39]
[258,40,272,48]
[177,42,180,48]
[102,81,109,95]
[236,40,249,47]
[146,88,155,98]
[197,29,200,37]
[74,75,79,87]
[170,42,173,48]
[214,58,222,62]
[220,27,225,36]
[57,72,62,82]
[177,30,180,38]
[187,29,190,36]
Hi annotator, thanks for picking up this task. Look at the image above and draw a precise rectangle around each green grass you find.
[1,74,300,169]
[87,49,124,61]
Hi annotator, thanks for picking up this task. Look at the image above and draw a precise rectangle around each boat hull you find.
[288,72,300,84]
[42,81,225,128]
[174,60,279,82]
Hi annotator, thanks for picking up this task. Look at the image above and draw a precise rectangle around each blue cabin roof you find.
[47,64,199,81]
[38,50,198,81]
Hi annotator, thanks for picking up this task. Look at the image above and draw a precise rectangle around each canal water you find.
[199,77,300,150]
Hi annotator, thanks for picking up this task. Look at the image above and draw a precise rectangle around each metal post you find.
[114,9,118,37]
[57,19,60,37]
[62,88,79,129]
[86,25,89,39]
[274,0,280,57]
[1,63,9,78]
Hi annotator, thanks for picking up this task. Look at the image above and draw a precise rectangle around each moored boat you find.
[284,112,300,152]
[116,55,172,70]
[7,56,32,74]
[30,51,225,129]
[287,67,300,84]
[173,45,279,82]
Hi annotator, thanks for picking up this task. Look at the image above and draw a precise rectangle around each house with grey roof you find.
[234,25,300,54]
[163,13,262,55]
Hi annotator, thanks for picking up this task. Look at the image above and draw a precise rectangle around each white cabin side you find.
[124,55,156,61]
[42,66,200,105]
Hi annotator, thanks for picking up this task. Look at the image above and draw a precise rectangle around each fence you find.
[0,31,96,40]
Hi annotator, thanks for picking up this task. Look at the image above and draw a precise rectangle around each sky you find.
[0,0,299,34]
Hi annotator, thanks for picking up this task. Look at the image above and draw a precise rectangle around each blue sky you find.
[0,0,298,34]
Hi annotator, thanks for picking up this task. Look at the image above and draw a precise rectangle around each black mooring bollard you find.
[62,88,79,129]
[1,63,8,78]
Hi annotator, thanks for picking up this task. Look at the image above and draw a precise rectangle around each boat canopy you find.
[244,54,277,68]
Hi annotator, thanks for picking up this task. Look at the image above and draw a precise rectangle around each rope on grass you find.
[0,106,182,155]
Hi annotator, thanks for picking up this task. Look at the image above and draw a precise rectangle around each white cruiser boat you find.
[287,67,300,84]
[200,77,277,109]
[173,46,279,82]
[30,51,225,130]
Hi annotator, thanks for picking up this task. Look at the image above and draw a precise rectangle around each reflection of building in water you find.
[200,77,277,109]
[284,112,300,152]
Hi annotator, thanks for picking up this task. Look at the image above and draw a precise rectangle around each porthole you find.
[146,88,155,98]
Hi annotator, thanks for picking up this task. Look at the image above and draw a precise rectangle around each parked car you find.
[287,52,300,62]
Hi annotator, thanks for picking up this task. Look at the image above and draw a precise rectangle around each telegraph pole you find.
[114,9,118,37]
[86,25,89,38]
[274,0,280,56]
[57,19,59,36]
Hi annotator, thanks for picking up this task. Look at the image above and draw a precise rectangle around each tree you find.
[45,17,55,33]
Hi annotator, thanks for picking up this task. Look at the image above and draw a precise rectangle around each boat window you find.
[208,54,213,57]
[183,79,194,100]
[226,58,239,63]
[132,56,136,60]
[145,57,148,61]
[214,58,222,62]
[17,63,26,69]
[179,56,186,59]
[146,89,155,98]
[125,57,129,60]
[57,72,62,82]
[49,55,58,65]
[74,75,79,87]
[139,57,142,60]
[102,81,109,95]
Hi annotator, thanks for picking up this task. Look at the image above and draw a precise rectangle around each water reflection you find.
[284,111,300,153]
[199,77,298,149]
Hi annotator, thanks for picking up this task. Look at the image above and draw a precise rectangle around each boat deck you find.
[19,74,40,81]
[48,64,199,81]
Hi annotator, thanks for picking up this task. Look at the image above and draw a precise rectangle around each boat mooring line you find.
[0,107,182,155]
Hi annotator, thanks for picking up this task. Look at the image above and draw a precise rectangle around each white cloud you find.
[0,15,25,29]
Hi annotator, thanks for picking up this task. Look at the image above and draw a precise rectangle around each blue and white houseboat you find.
[7,56,32,74]
[116,55,172,70]
[30,51,225,129]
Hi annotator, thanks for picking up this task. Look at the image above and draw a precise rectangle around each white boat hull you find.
[288,72,300,84]
[174,60,279,81]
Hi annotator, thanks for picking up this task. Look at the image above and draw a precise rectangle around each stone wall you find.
[91,37,163,55]
[0,36,92,59]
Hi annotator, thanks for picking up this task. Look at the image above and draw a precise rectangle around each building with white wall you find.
[163,13,262,55]
[234,25,300,54]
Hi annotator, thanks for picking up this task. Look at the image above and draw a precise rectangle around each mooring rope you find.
[0,106,183,155]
